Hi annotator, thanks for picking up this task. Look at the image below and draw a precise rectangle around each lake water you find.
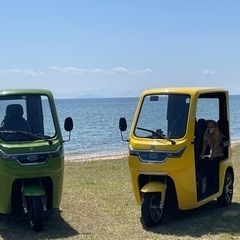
[56,95,240,160]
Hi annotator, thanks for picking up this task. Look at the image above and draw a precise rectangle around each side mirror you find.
[119,117,127,131]
[119,117,128,142]
[64,117,73,132]
[63,117,73,143]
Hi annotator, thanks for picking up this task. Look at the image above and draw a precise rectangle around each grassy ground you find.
[0,145,240,240]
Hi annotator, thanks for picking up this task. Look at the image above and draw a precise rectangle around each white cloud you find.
[50,66,89,74]
[0,68,44,76]
[50,66,155,75]
[202,69,216,75]
[112,67,129,74]
[0,66,155,77]
[134,68,154,74]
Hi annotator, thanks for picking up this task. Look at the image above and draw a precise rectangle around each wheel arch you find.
[219,165,234,193]
[226,166,234,182]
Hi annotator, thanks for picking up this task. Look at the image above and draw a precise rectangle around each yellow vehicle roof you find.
[141,87,228,96]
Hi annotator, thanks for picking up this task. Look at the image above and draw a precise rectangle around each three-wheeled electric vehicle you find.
[119,87,234,227]
[0,89,73,231]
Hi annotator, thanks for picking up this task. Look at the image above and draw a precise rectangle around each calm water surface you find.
[55,95,240,160]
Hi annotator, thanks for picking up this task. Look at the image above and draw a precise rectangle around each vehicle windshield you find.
[135,94,190,139]
[0,94,56,141]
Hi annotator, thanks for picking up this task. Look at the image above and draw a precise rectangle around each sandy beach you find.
[64,140,240,163]
[64,152,128,162]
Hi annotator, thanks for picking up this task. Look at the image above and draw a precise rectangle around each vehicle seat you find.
[1,104,31,132]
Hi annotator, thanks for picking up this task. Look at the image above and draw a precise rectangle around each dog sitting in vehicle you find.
[199,120,224,160]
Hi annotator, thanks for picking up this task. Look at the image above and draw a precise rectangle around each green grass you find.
[1,146,240,239]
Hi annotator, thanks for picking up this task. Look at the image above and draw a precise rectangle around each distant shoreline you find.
[55,94,240,100]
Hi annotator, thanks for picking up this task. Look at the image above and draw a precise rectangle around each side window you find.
[196,98,219,121]
[195,93,229,159]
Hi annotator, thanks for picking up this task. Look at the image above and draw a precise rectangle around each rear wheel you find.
[141,192,164,227]
[27,196,44,231]
[217,171,233,206]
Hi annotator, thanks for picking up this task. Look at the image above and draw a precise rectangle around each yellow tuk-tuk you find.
[119,87,234,227]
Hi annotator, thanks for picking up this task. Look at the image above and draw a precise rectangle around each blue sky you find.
[0,1,240,98]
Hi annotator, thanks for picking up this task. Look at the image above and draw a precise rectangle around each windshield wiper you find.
[0,130,53,145]
[137,127,176,145]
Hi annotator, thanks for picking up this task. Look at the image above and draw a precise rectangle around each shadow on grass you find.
[0,209,79,240]
[142,201,240,238]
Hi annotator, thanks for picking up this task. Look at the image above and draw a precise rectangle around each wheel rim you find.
[225,175,233,204]
[150,194,163,222]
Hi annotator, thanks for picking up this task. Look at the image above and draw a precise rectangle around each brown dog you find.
[199,120,224,159]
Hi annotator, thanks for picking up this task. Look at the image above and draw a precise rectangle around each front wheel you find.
[141,192,164,227]
[217,171,233,207]
[27,196,44,231]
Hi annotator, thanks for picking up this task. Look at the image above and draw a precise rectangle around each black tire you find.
[27,196,44,231]
[141,192,164,227]
[217,171,233,207]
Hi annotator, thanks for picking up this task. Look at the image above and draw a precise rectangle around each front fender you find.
[141,181,167,203]
[22,185,46,197]
[141,181,166,193]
